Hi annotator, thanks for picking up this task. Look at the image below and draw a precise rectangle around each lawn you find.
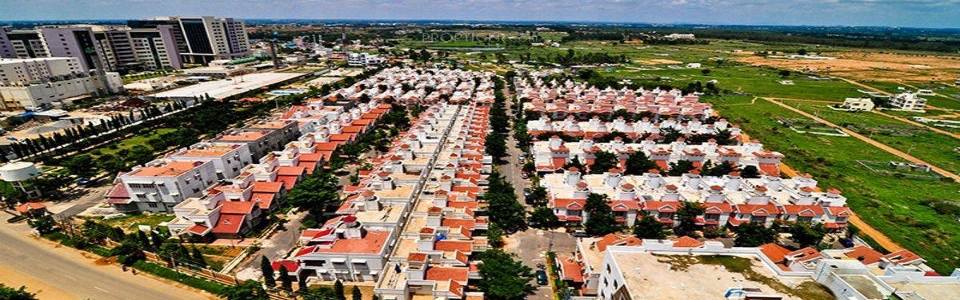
[706,95,960,274]
[98,213,174,233]
[96,127,177,157]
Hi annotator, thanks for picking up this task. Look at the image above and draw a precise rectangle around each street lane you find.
[0,216,214,300]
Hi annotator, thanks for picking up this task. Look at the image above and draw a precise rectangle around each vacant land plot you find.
[777,99,960,175]
[736,51,960,83]
[97,213,174,232]
[707,95,960,274]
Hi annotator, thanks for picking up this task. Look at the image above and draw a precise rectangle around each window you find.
[147,203,158,208]
[798,216,814,223]
[835,217,848,223]
[750,215,766,223]
[658,212,674,220]
[705,214,720,221]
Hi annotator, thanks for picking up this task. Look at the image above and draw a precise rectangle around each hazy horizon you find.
[1,0,959,29]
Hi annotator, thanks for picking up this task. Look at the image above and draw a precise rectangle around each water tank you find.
[0,162,42,182]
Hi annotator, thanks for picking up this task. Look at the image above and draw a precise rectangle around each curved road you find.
[0,215,215,300]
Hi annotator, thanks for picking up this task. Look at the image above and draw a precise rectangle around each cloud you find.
[0,0,958,27]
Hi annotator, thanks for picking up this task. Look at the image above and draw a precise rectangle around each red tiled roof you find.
[277,175,299,190]
[558,256,584,283]
[277,166,306,177]
[435,240,473,253]
[219,201,256,214]
[107,183,130,199]
[15,202,46,214]
[736,203,779,216]
[643,201,678,212]
[425,266,469,282]
[211,214,245,234]
[272,260,300,273]
[758,163,780,176]
[442,218,476,230]
[827,206,851,217]
[781,204,825,217]
[553,198,585,210]
[250,193,275,210]
[884,250,923,265]
[312,231,390,254]
[186,224,209,235]
[596,234,642,251]
[609,200,640,211]
[252,181,284,193]
[844,245,884,265]
[672,236,704,248]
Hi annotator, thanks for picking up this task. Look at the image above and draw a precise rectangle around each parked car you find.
[572,230,588,237]
[840,238,854,248]
[536,270,548,285]
[521,171,529,179]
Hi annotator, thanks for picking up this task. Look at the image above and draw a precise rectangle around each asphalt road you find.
[0,212,213,300]
[499,83,578,300]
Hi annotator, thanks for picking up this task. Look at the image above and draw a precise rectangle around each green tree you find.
[127,145,155,164]
[527,186,548,207]
[217,280,267,300]
[62,153,97,177]
[484,133,507,161]
[739,165,761,178]
[734,222,777,247]
[0,283,37,300]
[96,153,127,174]
[701,69,711,76]
[191,247,206,266]
[797,49,807,55]
[334,280,346,300]
[778,70,791,78]
[487,222,504,248]
[583,193,621,236]
[589,151,619,174]
[260,256,276,287]
[279,265,292,291]
[27,215,56,234]
[476,249,536,300]
[633,212,667,239]
[286,171,340,222]
[529,207,560,229]
[624,152,658,175]
[674,202,706,237]
[787,222,828,248]
[351,286,362,300]
[484,172,527,233]
[667,160,696,176]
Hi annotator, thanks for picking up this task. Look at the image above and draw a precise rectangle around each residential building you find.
[814,259,960,300]
[347,53,384,67]
[116,160,219,212]
[166,189,264,240]
[840,97,875,111]
[213,120,300,162]
[889,91,927,111]
[167,143,254,179]
[37,26,105,71]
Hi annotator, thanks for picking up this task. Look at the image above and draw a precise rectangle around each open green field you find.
[776,99,960,175]
[707,95,960,274]
[95,128,176,157]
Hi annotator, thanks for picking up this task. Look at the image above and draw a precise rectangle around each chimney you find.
[723,172,742,192]
[573,181,590,199]
[564,167,582,186]
[617,183,637,201]
[604,168,622,189]
[663,184,680,201]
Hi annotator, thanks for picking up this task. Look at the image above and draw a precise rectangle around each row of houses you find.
[527,114,741,139]
[271,100,492,299]
[516,73,713,119]
[105,76,395,239]
[559,233,955,299]
[316,67,496,107]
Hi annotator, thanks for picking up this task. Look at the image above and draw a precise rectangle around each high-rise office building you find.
[37,26,104,71]
[0,27,49,59]
[129,16,250,65]
[91,25,183,71]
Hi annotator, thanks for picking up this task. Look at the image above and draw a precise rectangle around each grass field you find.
[776,99,960,175]
[706,95,960,274]
[96,128,177,157]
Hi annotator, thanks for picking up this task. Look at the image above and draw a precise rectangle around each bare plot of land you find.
[736,51,960,83]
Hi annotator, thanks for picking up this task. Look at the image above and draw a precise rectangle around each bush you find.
[132,261,225,293]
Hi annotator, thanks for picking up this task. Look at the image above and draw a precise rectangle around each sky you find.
[2,0,960,28]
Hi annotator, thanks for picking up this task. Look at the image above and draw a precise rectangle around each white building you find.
[889,91,927,111]
[840,98,875,111]
[348,53,384,67]
[0,57,122,110]
[167,143,253,180]
[118,160,219,212]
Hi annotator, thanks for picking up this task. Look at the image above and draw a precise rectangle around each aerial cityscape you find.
[1,1,960,300]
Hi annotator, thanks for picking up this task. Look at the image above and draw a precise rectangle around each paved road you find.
[499,81,578,300]
[0,212,214,300]
[235,211,306,280]
[51,185,113,218]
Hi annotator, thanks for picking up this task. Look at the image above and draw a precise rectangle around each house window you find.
[750,215,766,223]
[835,217,848,223]
[658,212,674,220]
[568,210,582,217]
[705,214,720,221]
[147,203,158,208]
[798,216,813,223]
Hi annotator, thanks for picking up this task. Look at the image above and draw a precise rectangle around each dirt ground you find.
[637,58,684,65]
[0,264,75,299]
[736,51,960,83]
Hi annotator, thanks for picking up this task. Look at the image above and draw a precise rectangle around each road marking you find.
[94,286,110,293]
[63,274,77,281]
